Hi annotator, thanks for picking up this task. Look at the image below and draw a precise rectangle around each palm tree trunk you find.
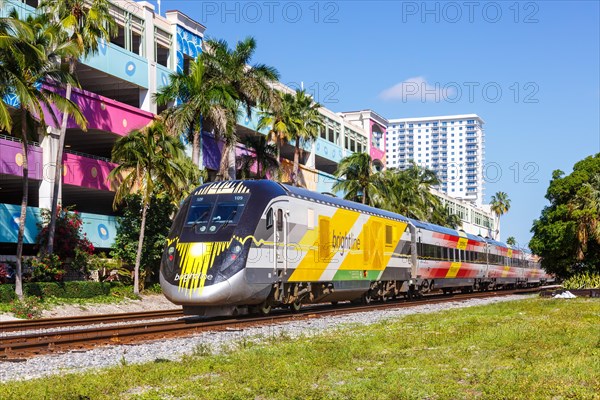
[15,108,29,300]
[256,151,261,179]
[48,60,75,255]
[362,187,367,204]
[293,140,300,185]
[133,201,148,295]
[217,142,231,181]
[191,129,199,166]
[276,137,281,164]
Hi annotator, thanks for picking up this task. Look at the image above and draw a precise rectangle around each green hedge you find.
[0,282,128,303]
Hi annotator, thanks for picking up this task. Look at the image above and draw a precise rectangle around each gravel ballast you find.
[0,295,533,383]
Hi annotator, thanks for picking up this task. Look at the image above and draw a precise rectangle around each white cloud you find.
[379,76,456,102]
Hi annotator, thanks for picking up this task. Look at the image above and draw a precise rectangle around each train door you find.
[272,206,289,279]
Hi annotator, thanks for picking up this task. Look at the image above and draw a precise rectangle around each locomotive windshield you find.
[185,193,248,234]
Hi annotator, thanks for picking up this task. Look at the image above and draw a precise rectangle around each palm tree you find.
[238,134,279,179]
[0,15,32,132]
[257,90,297,165]
[109,120,194,295]
[444,212,463,230]
[389,162,441,220]
[0,12,86,299]
[289,90,323,184]
[506,236,517,246]
[202,37,279,181]
[155,54,237,168]
[39,0,116,255]
[333,152,379,205]
[568,174,600,260]
[490,191,511,240]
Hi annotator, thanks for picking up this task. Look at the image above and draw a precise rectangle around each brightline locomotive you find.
[160,180,551,316]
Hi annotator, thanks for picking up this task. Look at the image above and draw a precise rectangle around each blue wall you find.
[0,204,118,249]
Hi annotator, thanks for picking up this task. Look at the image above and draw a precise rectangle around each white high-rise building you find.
[386,114,485,205]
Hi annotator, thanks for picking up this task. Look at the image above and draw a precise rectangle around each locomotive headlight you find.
[167,246,175,262]
[190,243,207,257]
[232,244,242,254]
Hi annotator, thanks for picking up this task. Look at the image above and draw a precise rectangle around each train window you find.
[266,208,273,230]
[211,202,243,226]
[170,199,190,236]
[185,204,212,226]
[277,209,283,232]
[399,240,411,256]
[319,217,331,261]
[385,225,393,246]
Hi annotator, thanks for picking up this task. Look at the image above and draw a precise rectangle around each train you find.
[160,180,552,316]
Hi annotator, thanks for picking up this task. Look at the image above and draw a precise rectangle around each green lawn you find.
[2,298,599,399]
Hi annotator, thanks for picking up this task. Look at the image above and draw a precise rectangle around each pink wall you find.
[43,84,154,136]
[63,152,117,191]
[0,137,43,180]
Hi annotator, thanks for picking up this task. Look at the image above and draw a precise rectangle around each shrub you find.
[0,281,121,302]
[0,285,17,302]
[9,296,44,319]
[37,206,95,260]
[29,254,65,282]
[562,272,600,289]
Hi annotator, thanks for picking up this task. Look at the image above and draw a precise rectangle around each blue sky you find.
[161,0,599,246]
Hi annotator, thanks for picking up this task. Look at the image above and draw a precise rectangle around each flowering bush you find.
[29,254,65,282]
[9,296,44,319]
[0,262,15,284]
[37,206,95,260]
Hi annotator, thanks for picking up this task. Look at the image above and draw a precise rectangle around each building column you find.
[306,142,316,169]
[139,1,157,114]
[38,126,60,211]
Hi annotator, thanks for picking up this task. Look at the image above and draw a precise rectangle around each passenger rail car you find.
[160,181,551,316]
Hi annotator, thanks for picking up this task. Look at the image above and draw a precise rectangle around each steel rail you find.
[0,309,183,333]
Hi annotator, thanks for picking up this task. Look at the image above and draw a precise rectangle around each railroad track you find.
[0,287,550,360]
[0,309,184,333]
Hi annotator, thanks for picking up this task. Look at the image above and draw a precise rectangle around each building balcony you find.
[0,134,43,180]
[82,42,149,89]
[314,137,344,164]
[44,84,155,136]
[63,151,118,192]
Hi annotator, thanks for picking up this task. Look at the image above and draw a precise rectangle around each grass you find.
[1,298,599,399]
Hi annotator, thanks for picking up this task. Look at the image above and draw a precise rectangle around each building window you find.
[154,28,171,67]
[110,4,146,57]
